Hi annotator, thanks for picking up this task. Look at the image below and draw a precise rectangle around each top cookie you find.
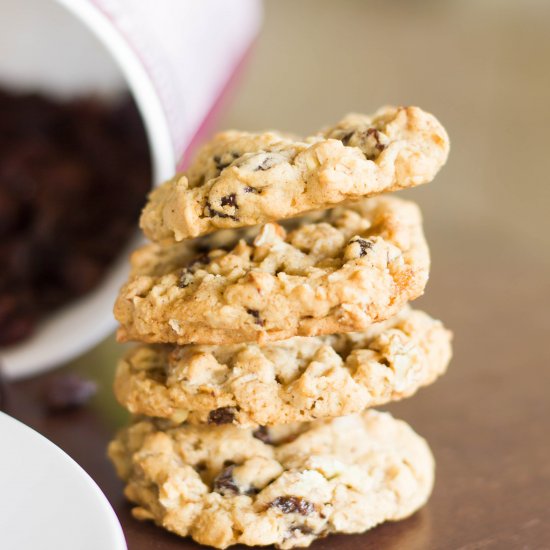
[140,106,449,243]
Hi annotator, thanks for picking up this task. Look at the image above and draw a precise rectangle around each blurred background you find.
[220,0,550,253]
[3,1,550,548]
[69,0,550,420]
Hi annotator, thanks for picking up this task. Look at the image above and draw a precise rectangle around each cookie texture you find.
[140,106,449,242]
[115,196,430,345]
[108,410,434,549]
[114,307,451,426]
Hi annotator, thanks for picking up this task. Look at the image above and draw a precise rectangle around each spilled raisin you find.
[270,496,315,516]
[44,374,97,411]
[208,407,236,425]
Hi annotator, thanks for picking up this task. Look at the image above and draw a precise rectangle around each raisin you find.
[366,127,386,152]
[208,407,236,425]
[187,254,210,271]
[213,465,240,495]
[350,237,374,257]
[290,526,314,536]
[193,461,207,473]
[61,254,104,296]
[243,186,258,193]
[252,426,272,444]
[0,89,151,348]
[205,201,238,221]
[340,131,354,146]
[178,254,210,288]
[220,193,237,208]
[254,156,276,171]
[194,241,211,254]
[213,151,239,172]
[0,192,18,236]
[247,308,264,326]
[270,496,315,515]
[0,294,36,347]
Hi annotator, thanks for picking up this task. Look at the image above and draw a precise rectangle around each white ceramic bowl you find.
[0,0,261,378]
[0,0,171,378]
[0,412,127,550]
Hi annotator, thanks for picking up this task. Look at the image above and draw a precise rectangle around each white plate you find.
[0,412,126,550]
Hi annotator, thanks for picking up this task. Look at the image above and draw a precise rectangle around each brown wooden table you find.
[4,243,550,550]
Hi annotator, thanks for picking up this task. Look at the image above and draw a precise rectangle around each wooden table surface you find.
[5,248,550,550]
[3,1,550,549]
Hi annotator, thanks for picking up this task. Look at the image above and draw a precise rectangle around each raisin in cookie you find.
[108,410,434,549]
[140,106,449,242]
[115,196,430,345]
[114,307,451,426]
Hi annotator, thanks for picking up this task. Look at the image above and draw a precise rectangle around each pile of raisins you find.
[0,89,151,346]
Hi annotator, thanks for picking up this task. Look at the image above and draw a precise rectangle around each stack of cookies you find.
[108,106,451,549]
